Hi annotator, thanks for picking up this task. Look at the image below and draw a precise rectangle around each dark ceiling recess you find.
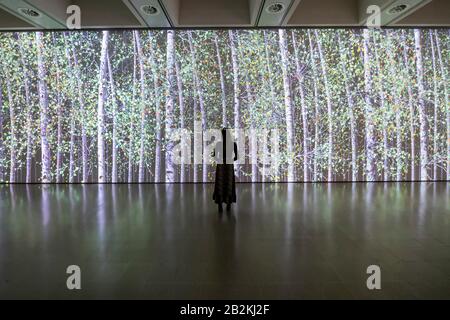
[0,0,448,30]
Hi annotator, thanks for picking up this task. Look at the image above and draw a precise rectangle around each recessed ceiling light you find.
[18,7,41,18]
[388,4,408,15]
[266,3,285,14]
[141,5,159,16]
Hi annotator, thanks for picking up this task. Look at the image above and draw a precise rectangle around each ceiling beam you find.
[256,0,300,27]
[0,0,69,29]
[122,0,172,27]
[358,0,433,26]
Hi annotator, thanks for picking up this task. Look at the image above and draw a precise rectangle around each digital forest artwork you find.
[0,28,448,183]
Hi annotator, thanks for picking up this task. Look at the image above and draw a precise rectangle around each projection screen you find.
[0,29,448,183]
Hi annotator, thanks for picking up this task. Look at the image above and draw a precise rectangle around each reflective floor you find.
[0,183,449,299]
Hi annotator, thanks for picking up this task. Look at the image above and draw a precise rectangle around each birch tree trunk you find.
[6,78,16,182]
[175,57,186,182]
[308,30,321,181]
[36,32,51,183]
[107,51,118,183]
[17,34,33,183]
[388,32,402,181]
[414,29,429,181]
[292,31,309,181]
[165,30,176,183]
[434,30,449,181]
[192,92,199,183]
[69,102,75,183]
[338,32,358,181]
[72,44,88,182]
[146,32,161,183]
[97,31,109,183]
[263,31,277,112]
[189,31,208,182]
[214,33,227,127]
[128,34,137,182]
[262,31,276,182]
[429,31,439,180]
[63,33,75,183]
[402,31,416,181]
[53,36,63,183]
[363,29,376,181]
[314,30,333,181]
[56,72,62,183]
[0,81,4,182]
[134,31,147,183]
[229,30,241,179]
[245,76,258,182]
[372,34,389,181]
[279,29,295,182]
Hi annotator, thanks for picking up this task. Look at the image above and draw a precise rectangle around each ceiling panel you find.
[287,0,359,26]
[178,0,251,27]
[73,0,142,28]
[394,0,450,26]
[0,7,35,29]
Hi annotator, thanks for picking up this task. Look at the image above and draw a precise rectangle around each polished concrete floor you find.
[0,183,449,299]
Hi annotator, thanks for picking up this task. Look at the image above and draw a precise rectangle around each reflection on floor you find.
[0,183,449,299]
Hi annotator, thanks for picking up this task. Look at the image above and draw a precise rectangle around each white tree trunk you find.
[18,34,33,183]
[315,30,333,181]
[429,31,439,180]
[229,30,241,179]
[308,30,321,181]
[147,32,162,183]
[372,34,389,181]
[36,32,51,183]
[214,33,227,128]
[63,33,75,183]
[97,31,109,183]
[338,33,357,182]
[6,79,16,182]
[245,77,258,182]
[107,51,118,183]
[363,29,376,181]
[128,36,137,182]
[134,31,147,183]
[387,32,402,181]
[175,57,186,183]
[0,81,4,182]
[278,29,295,182]
[402,31,416,181]
[292,31,309,182]
[262,31,277,182]
[69,103,75,183]
[53,36,63,183]
[165,30,176,183]
[414,29,429,181]
[189,31,208,182]
[72,45,88,182]
[434,30,449,181]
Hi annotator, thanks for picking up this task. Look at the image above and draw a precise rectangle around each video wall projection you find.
[0,29,448,183]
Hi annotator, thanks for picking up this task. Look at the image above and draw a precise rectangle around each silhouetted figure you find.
[213,128,238,212]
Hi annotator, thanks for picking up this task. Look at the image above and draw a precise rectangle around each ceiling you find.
[0,0,448,30]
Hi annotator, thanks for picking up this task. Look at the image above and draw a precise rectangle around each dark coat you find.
[212,132,238,205]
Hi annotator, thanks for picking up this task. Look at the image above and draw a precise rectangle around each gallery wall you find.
[0,28,448,183]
